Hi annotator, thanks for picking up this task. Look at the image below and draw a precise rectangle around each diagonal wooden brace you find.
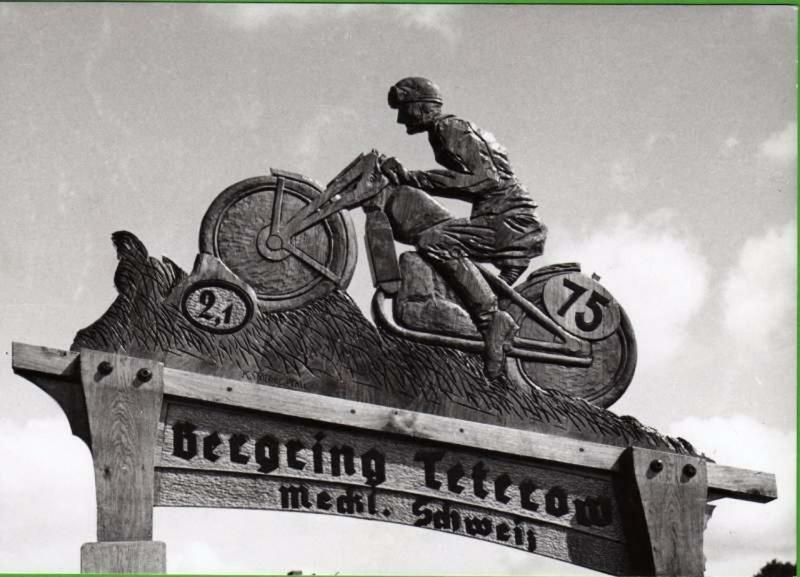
[617,447,709,576]
[79,348,165,573]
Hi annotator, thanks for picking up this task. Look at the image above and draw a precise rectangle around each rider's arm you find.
[406,118,513,199]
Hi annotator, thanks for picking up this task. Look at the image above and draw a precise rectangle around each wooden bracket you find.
[79,348,165,573]
[617,447,709,576]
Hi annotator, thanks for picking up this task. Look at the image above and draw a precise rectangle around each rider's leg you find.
[383,185,452,243]
[384,185,519,378]
[493,211,548,285]
[428,255,518,379]
[414,224,518,379]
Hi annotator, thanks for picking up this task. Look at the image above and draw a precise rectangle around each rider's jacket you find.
[406,115,538,219]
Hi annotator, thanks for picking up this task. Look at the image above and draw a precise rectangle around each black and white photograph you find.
[0,3,795,575]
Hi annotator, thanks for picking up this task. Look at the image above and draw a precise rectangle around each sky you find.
[0,3,796,575]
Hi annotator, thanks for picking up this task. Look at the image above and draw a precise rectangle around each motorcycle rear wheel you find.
[504,263,637,409]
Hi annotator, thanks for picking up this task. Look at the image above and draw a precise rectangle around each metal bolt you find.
[137,368,153,383]
[97,361,113,376]
[649,459,664,473]
[683,464,697,478]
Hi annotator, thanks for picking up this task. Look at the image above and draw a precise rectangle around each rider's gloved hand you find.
[379,156,409,185]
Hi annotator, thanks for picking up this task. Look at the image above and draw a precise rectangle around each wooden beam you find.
[164,361,625,471]
[12,341,80,378]
[617,447,708,576]
[80,349,164,543]
[707,464,779,503]
[11,342,777,504]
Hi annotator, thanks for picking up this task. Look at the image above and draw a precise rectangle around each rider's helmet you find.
[388,77,443,109]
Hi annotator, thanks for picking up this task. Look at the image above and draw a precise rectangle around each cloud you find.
[205,3,329,30]
[0,419,95,572]
[721,220,796,350]
[393,5,460,41]
[546,211,710,372]
[758,121,797,163]
[205,4,460,40]
[668,416,795,576]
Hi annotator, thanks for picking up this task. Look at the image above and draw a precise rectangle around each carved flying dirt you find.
[71,155,695,456]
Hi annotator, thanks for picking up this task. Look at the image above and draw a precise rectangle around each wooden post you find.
[617,447,708,576]
[79,349,166,573]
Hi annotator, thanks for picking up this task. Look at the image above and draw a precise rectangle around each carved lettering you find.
[412,497,433,527]
[286,439,305,470]
[494,472,512,504]
[432,500,461,531]
[574,496,613,527]
[545,486,569,517]
[361,448,386,487]
[229,433,249,465]
[410,498,538,554]
[255,434,279,473]
[172,421,197,460]
[312,432,325,474]
[202,431,222,462]
[317,491,332,511]
[464,515,493,537]
[472,461,489,498]
[165,417,612,551]
[336,487,365,514]
[330,445,356,477]
[279,485,312,509]
[496,522,511,542]
[519,479,538,511]
[447,462,465,494]
[414,450,445,490]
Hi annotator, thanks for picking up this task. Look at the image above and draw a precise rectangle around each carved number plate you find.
[542,273,621,341]
[181,281,254,334]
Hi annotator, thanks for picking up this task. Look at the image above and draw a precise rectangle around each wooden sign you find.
[7,78,781,576]
[157,401,627,573]
[12,343,777,576]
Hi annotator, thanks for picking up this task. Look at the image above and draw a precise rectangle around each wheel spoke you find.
[283,242,340,284]
[270,177,285,233]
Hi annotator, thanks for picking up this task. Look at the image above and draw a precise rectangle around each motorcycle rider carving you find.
[377,77,548,378]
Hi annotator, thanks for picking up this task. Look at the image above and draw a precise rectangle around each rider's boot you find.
[479,309,519,379]
[434,257,519,379]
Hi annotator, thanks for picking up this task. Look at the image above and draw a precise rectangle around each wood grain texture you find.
[507,265,636,408]
[364,209,402,294]
[617,447,708,576]
[155,469,630,575]
[157,400,625,541]
[11,342,778,504]
[81,349,164,542]
[81,541,166,573]
[395,252,477,337]
[197,174,357,311]
[163,368,628,472]
[706,464,778,503]
[68,232,686,457]
[12,341,80,378]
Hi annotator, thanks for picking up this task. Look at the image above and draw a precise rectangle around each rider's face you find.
[396,103,427,135]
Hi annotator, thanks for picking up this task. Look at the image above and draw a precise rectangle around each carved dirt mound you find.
[72,231,698,456]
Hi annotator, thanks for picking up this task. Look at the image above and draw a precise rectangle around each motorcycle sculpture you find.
[198,151,637,408]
